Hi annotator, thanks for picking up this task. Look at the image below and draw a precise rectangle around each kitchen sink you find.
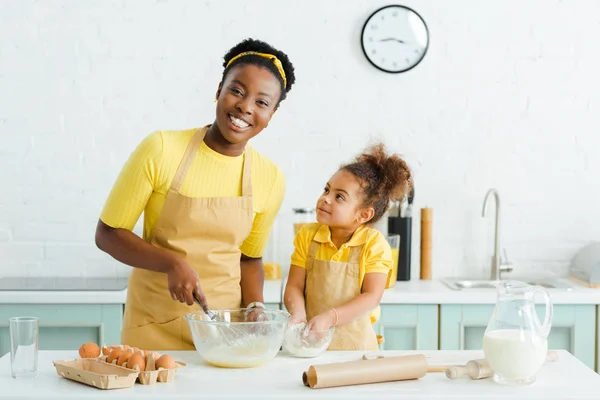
[442,278,573,291]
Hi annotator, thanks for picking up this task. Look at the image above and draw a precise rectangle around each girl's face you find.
[214,64,281,145]
[316,170,373,229]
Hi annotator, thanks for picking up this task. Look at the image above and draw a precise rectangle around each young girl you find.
[283,143,412,350]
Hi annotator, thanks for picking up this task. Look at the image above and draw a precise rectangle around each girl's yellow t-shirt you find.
[100,128,285,258]
[290,223,393,323]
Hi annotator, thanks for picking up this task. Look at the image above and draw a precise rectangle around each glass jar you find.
[292,208,315,236]
[483,281,553,386]
[386,234,400,288]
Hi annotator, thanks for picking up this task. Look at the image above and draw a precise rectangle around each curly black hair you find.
[341,143,413,224]
[221,38,296,106]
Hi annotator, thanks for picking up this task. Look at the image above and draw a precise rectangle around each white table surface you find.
[0,349,597,399]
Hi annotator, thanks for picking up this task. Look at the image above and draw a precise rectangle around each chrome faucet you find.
[481,188,513,280]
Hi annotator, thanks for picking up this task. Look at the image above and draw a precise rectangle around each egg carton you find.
[99,351,185,385]
[53,358,139,390]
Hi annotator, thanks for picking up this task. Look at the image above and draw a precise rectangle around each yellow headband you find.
[225,51,287,88]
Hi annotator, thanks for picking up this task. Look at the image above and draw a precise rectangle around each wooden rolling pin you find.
[445,351,559,380]
[360,353,468,373]
[304,354,430,389]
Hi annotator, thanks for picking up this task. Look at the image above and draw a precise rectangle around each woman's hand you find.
[245,307,267,322]
[167,261,206,308]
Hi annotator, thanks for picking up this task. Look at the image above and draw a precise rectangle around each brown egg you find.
[127,352,146,371]
[78,342,100,358]
[101,345,117,356]
[106,348,123,364]
[155,354,176,370]
[117,349,134,366]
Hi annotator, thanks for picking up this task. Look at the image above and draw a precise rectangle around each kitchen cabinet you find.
[264,302,281,311]
[440,304,596,371]
[0,304,123,357]
[596,306,600,373]
[374,304,438,351]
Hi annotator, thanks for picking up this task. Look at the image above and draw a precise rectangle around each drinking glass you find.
[9,316,39,378]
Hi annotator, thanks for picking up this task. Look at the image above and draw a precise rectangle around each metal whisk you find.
[193,296,251,346]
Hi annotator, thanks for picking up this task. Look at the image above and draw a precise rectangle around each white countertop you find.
[380,279,600,305]
[2,276,600,306]
[0,349,596,399]
[0,279,283,305]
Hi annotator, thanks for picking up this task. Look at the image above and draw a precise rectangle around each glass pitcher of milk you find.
[483,280,553,386]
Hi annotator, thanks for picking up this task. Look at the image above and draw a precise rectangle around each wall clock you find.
[361,4,429,73]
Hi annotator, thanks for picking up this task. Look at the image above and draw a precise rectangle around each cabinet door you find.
[264,303,281,311]
[0,304,123,357]
[440,304,596,370]
[374,305,438,350]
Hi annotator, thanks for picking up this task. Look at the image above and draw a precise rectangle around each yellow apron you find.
[121,126,254,350]
[304,241,379,351]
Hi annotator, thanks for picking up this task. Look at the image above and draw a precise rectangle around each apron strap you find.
[170,127,207,193]
[307,241,319,259]
[170,126,253,197]
[348,245,363,264]
[241,148,253,197]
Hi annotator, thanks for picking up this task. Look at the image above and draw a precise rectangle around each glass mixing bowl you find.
[185,308,290,368]
[282,322,335,358]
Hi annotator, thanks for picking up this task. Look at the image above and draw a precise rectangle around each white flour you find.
[283,323,330,358]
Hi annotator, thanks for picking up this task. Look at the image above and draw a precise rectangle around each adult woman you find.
[95,38,296,350]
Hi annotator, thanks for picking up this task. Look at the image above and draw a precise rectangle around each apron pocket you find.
[122,317,184,351]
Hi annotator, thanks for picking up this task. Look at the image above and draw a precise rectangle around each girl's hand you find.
[306,309,336,333]
[289,314,307,326]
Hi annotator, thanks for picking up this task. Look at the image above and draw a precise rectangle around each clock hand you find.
[379,38,406,44]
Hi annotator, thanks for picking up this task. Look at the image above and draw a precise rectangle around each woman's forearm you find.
[240,255,265,307]
[94,219,181,274]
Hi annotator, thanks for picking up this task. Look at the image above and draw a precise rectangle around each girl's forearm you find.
[329,292,381,326]
[284,286,307,318]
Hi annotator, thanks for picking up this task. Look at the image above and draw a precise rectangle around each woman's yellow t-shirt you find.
[290,223,393,323]
[100,128,285,258]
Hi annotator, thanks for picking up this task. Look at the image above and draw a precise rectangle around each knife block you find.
[388,216,411,281]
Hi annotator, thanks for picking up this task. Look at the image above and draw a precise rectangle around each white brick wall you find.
[1,0,599,280]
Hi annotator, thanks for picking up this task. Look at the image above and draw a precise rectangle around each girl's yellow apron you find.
[304,241,379,351]
[121,126,254,350]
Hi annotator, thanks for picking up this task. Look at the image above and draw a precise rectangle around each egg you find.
[101,345,118,356]
[106,348,123,364]
[117,349,134,366]
[126,352,146,371]
[155,354,176,370]
[78,342,100,358]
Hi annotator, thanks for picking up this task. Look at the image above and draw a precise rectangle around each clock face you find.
[361,5,429,73]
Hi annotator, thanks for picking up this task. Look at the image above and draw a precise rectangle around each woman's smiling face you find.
[214,64,282,145]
